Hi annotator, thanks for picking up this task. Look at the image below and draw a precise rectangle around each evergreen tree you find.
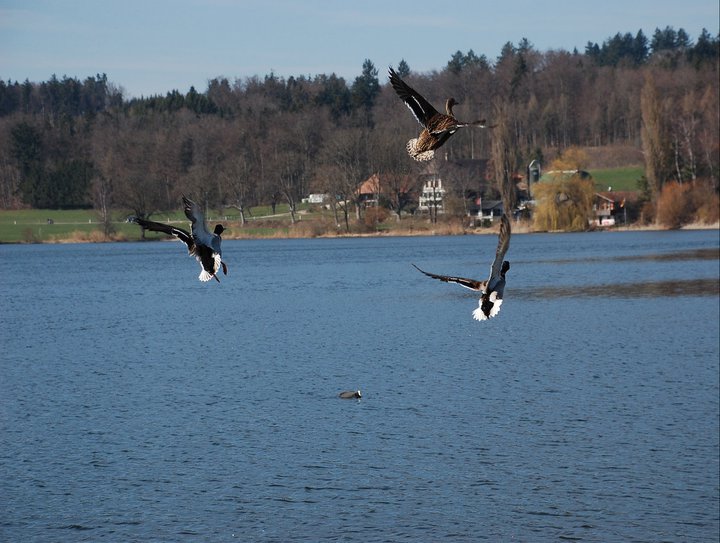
[651,26,680,52]
[396,59,410,78]
[447,51,464,74]
[11,121,45,206]
[11,121,43,177]
[632,30,649,65]
[676,28,690,49]
[351,59,380,127]
[687,29,719,67]
[0,80,20,116]
[315,73,351,121]
[585,41,601,63]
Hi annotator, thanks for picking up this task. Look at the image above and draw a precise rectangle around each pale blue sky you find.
[1,0,718,98]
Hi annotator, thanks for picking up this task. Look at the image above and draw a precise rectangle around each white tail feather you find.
[196,253,223,282]
[198,269,214,282]
[472,295,503,321]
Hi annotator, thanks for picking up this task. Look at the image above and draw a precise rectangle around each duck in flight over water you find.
[413,214,511,320]
[388,67,493,161]
[129,195,228,282]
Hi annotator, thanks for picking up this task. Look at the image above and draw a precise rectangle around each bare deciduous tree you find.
[320,127,369,231]
[640,75,671,201]
[490,101,521,213]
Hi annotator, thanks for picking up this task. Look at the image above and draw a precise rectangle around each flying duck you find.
[129,195,228,282]
[388,67,492,161]
[413,213,511,320]
[338,390,362,399]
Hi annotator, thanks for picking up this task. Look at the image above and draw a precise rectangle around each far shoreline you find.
[1,221,717,245]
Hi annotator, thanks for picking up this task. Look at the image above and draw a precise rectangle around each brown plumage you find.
[388,67,492,161]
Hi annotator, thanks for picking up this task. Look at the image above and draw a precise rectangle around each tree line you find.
[0,26,717,231]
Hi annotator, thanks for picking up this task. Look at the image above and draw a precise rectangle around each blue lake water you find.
[1,229,719,542]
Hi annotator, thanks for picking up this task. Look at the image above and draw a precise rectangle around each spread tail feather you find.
[198,269,215,282]
[406,139,434,161]
[472,296,503,321]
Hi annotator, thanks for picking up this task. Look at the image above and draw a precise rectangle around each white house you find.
[303,193,328,204]
[417,177,445,213]
[468,197,504,223]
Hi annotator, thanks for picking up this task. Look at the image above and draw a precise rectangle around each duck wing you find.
[130,217,194,251]
[182,195,212,243]
[488,214,511,284]
[412,264,485,291]
[430,118,492,136]
[389,68,440,127]
[427,115,462,135]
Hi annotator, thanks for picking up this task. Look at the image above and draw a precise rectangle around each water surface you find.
[1,229,718,542]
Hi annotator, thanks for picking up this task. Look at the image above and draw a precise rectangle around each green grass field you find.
[540,166,644,192]
[589,166,644,192]
[0,203,311,243]
[0,209,106,243]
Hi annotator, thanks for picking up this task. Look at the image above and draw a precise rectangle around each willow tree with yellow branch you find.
[532,147,595,232]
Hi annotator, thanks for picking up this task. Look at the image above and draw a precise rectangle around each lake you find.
[1,229,718,542]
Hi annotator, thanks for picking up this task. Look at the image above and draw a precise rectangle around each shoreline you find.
[1,221,718,245]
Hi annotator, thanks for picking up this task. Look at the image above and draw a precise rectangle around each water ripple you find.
[0,232,718,542]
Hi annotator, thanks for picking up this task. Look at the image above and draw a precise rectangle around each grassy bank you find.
[0,203,321,243]
[0,206,495,243]
[2,207,717,244]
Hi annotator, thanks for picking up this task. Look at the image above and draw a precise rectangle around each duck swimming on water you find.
[388,67,492,161]
[129,195,228,282]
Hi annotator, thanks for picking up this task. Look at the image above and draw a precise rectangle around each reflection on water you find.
[520,247,719,266]
[515,278,720,300]
[612,247,719,262]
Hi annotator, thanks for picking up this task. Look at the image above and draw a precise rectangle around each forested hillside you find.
[0,26,717,229]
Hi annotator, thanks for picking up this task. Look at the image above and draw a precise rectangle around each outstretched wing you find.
[130,217,193,250]
[182,195,210,239]
[488,214,511,282]
[429,119,494,137]
[388,68,440,127]
[412,263,485,292]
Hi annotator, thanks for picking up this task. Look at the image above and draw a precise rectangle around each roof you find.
[357,173,413,195]
[468,199,504,212]
[542,169,592,181]
[595,190,640,203]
